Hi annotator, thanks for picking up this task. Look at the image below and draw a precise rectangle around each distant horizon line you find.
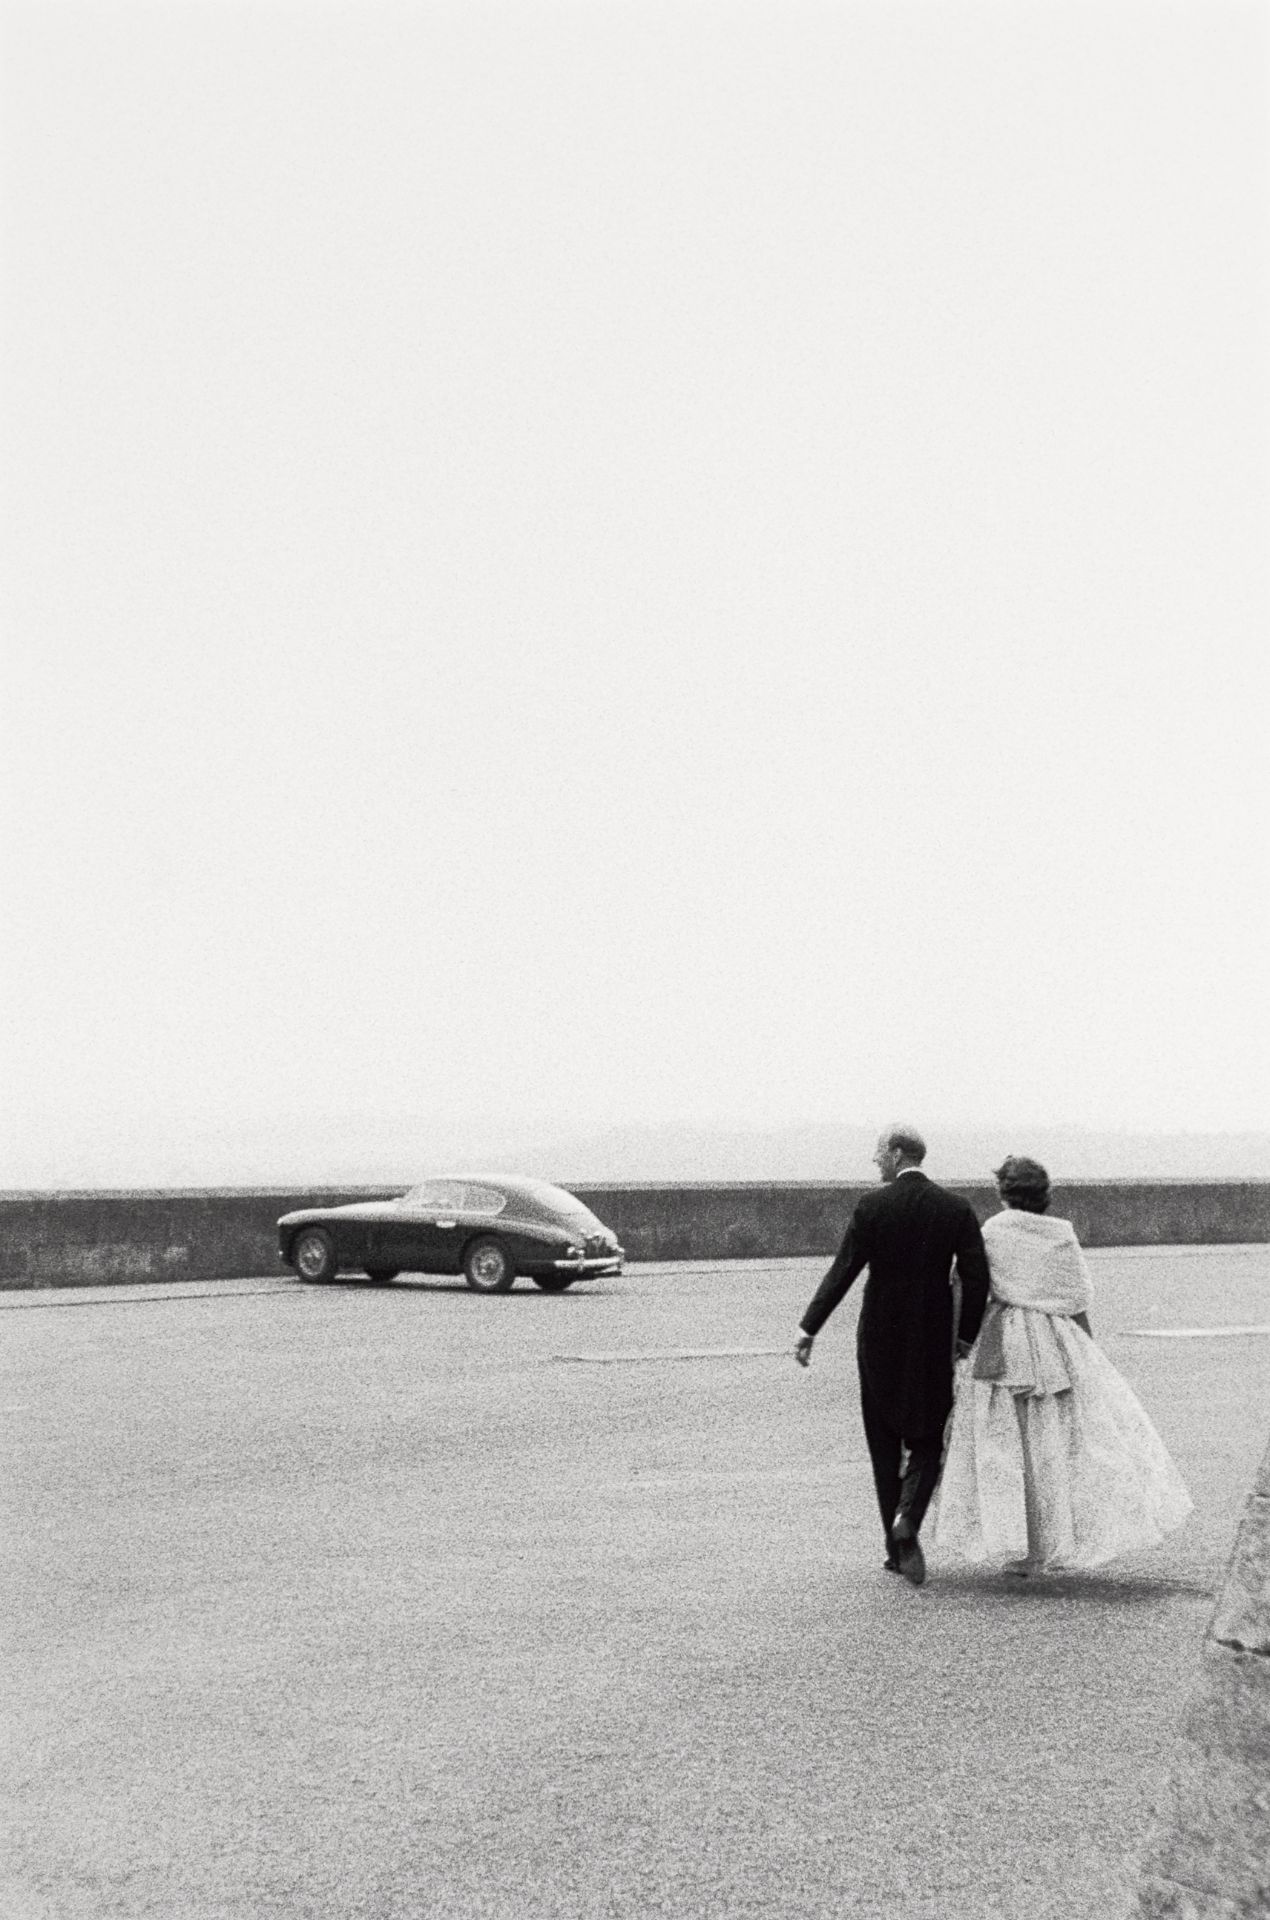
[5,1119,1269,1190]
[6,1171,1270,1193]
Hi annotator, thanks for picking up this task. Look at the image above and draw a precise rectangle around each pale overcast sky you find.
[2,2,1267,1185]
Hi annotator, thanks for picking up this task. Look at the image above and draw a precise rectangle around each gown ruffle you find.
[932,1305,1193,1570]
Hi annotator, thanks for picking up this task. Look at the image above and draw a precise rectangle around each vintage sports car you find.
[278,1175,624,1293]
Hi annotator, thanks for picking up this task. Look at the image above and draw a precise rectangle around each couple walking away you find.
[795,1125,1192,1586]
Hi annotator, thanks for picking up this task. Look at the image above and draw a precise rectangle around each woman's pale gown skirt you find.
[933,1309,1193,1569]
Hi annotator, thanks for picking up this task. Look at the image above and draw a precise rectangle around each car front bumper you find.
[550,1254,625,1275]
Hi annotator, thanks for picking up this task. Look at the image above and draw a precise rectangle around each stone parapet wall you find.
[2,1180,1270,1288]
[575,1181,1270,1265]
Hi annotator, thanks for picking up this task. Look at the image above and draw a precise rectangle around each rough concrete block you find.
[1181,1641,1270,1763]
[1134,1876,1259,1919]
[1139,1651,1270,1906]
[1253,1440,1270,1502]
[1130,1435,1270,1920]
[1210,1494,1270,1656]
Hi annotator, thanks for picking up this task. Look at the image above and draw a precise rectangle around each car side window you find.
[461,1185,507,1216]
[403,1180,467,1212]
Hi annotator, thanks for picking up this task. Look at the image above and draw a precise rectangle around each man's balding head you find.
[872,1124,927,1182]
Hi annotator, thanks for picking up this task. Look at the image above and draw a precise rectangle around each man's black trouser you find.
[859,1373,946,1546]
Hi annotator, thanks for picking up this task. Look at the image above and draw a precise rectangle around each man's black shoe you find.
[891,1516,926,1587]
[883,1555,900,1572]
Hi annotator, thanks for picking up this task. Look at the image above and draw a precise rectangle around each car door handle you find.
[436,1218,457,1229]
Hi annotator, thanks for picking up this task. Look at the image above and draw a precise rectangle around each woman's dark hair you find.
[994,1155,1051,1213]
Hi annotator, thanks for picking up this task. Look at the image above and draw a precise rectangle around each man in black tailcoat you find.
[795,1124,990,1586]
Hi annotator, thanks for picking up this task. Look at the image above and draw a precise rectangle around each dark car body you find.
[277,1175,624,1292]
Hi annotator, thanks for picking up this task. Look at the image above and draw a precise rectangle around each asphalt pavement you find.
[4,1247,1269,1920]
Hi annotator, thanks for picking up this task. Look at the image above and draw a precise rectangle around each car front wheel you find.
[463,1237,516,1293]
[531,1273,575,1292]
[293,1228,337,1282]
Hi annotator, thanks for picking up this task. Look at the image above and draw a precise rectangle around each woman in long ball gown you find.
[933,1156,1192,1574]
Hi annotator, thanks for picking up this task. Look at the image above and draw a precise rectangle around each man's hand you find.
[794,1335,814,1369]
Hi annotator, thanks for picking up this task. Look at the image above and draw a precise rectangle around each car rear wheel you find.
[463,1237,516,1293]
[293,1228,337,1282]
[531,1273,575,1292]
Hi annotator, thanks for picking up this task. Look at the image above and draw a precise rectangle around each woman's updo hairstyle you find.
[994,1155,1051,1213]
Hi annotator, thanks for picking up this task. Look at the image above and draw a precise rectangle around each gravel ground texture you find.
[4,1246,1269,1920]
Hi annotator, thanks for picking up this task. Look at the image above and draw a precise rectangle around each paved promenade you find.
[4,1248,1268,1918]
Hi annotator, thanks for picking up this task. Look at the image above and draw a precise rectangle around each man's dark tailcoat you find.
[801,1170,991,1439]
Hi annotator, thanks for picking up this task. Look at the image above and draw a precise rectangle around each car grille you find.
[585,1233,611,1256]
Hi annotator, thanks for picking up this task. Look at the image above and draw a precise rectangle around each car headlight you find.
[564,1244,584,1259]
